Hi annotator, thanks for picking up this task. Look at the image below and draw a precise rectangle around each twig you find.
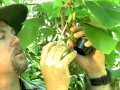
[61,23,68,36]
[57,0,72,44]
[60,1,65,31]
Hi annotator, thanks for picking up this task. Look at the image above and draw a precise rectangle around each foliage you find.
[1,0,120,89]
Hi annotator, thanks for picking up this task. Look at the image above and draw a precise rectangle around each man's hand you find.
[67,23,112,90]
[40,42,77,90]
[67,23,107,78]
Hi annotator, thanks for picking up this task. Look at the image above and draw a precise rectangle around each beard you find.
[11,53,28,74]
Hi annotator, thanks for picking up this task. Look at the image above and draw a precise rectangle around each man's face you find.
[0,21,28,75]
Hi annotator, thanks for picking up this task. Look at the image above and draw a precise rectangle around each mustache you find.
[13,45,24,55]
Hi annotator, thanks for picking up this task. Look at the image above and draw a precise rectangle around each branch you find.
[60,0,72,31]
[60,1,65,31]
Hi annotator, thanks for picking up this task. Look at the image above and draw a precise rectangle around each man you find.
[0,3,112,90]
[40,24,112,90]
[0,4,46,90]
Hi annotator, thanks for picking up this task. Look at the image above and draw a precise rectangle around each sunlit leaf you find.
[84,24,118,54]
[34,2,54,18]
[111,26,120,40]
[18,18,45,49]
[85,1,120,28]
[111,69,120,79]
[105,51,115,67]
[115,41,120,52]
[40,27,56,37]
[41,2,54,16]
[53,0,67,8]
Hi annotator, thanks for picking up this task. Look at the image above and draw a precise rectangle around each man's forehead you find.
[0,20,15,32]
[0,21,9,27]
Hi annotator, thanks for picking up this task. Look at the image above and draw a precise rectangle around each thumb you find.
[74,54,88,69]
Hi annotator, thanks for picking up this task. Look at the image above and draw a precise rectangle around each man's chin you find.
[12,57,28,74]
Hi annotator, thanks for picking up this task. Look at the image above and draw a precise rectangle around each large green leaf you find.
[85,1,120,29]
[115,41,120,52]
[89,15,104,29]
[18,18,45,49]
[105,51,115,67]
[111,26,120,40]
[97,1,120,21]
[76,6,90,19]
[84,24,118,54]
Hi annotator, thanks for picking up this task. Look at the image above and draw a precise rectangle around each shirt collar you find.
[20,78,37,90]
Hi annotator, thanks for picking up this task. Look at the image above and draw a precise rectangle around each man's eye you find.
[0,33,5,39]
[12,29,16,35]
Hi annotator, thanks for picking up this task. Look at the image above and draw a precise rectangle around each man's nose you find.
[11,35,20,46]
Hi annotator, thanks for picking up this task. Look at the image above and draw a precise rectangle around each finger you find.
[46,46,56,61]
[84,40,92,47]
[74,49,96,69]
[74,54,87,69]
[73,31,85,39]
[70,22,76,27]
[67,39,75,47]
[61,50,77,65]
[54,44,71,62]
[90,49,105,63]
[70,25,83,33]
[40,42,57,66]
[70,26,79,33]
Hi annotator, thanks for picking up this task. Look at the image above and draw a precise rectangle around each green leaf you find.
[97,1,120,21]
[12,0,19,3]
[76,6,90,19]
[42,2,54,16]
[34,2,54,18]
[51,8,60,18]
[84,24,118,54]
[53,0,67,8]
[40,27,56,37]
[85,1,120,28]
[22,72,30,81]
[74,0,83,7]
[111,26,120,40]
[34,4,45,13]
[115,41,120,52]
[18,18,45,49]
[111,69,120,79]
[52,0,68,19]
[2,0,11,4]
[89,15,104,29]
[105,51,115,67]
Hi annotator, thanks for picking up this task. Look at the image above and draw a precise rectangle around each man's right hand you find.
[67,23,107,78]
[40,42,77,90]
